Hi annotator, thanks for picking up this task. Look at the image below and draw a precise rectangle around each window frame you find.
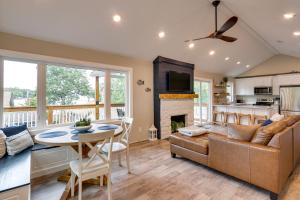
[0,50,133,129]
[194,77,213,124]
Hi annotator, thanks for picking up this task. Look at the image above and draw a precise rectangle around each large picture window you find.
[0,56,131,128]
[46,65,102,125]
[110,72,127,119]
[3,60,38,127]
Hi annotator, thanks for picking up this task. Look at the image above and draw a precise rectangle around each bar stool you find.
[212,111,225,126]
[252,115,268,125]
[237,113,252,125]
[224,112,238,125]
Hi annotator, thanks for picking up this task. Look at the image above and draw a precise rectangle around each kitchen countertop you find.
[213,104,278,109]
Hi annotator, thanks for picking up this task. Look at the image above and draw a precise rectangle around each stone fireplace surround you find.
[160,98,194,139]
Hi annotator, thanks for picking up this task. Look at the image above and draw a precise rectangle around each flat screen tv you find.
[167,71,191,92]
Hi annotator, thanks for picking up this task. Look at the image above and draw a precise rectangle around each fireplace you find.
[171,115,186,133]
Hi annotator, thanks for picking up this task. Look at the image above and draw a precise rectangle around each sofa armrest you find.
[249,128,293,194]
[208,134,251,182]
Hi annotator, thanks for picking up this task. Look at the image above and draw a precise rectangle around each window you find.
[110,72,127,119]
[194,79,212,124]
[46,65,105,125]
[0,56,131,128]
[3,60,38,127]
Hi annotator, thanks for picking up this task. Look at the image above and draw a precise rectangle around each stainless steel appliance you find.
[254,87,273,95]
[280,86,300,115]
[253,97,274,106]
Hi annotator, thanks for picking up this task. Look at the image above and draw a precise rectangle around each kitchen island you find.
[213,104,278,125]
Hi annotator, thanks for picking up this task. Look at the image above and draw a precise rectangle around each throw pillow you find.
[227,124,261,142]
[5,129,34,156]
[270,113,284,122]
[0,130,6,158]
[262,119,273,126]
[263,120,288,134]
[251,120,288,145]
[0,124,27,137]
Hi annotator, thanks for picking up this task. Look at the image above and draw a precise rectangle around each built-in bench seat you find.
[0,143,64,200]
[0,147,32,200]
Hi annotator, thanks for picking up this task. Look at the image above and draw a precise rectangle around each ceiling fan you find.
[185,0,238,43]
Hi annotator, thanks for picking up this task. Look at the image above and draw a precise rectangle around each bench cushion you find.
[0,147,31,192]
[170,132,209,155]
[31,143,58,151]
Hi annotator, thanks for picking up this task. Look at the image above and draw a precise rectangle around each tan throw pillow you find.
[263,120,288,135]
[251,127,274,145]
[228,124,261,142]
[251,121,287,145]
[0,130,6,158]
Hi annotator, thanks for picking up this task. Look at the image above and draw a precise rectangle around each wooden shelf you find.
[159,94,199,99]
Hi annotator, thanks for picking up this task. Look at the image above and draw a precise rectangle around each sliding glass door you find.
[194,79,212,124]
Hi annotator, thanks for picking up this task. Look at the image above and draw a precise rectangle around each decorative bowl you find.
[73,125,92,132]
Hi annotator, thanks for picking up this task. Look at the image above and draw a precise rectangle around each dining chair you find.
[102,117,133,174]
[70,130,114,200]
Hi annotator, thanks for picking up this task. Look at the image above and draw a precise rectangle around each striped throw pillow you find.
[5,129,34,156]
[0,130,6,158]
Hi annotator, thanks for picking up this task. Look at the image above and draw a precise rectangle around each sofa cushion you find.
[251,120,288,145]
[0,124,27,137]
[170,132,210,155]
[227,124,260,141]
[0,147,31,192]
[6,130,34,156]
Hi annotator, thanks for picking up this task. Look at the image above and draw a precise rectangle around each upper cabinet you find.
[273,74,300,95]
[235,76,272,96]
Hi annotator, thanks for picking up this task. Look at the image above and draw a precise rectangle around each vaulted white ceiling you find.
[0,0,298,76]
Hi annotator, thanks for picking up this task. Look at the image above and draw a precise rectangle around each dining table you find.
[34,123,123,200]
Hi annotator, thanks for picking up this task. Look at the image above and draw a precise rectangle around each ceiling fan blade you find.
[216,16,238,35]
[184,36,210,43]
[217,35,237,42]
[192,36,210,41]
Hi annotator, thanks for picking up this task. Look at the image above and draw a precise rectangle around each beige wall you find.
[239,54,300,77]
[0,32,223,142]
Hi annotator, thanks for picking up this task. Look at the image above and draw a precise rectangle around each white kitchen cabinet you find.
[272,74,300,95]
[235,76,272,96]
[235,78,254,95]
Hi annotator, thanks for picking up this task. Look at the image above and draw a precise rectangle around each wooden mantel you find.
[159,93,198,99]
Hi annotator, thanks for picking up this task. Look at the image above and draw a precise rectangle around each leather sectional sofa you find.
[170,118,300,200]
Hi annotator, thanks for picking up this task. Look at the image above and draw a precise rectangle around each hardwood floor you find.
[31,140,300,200]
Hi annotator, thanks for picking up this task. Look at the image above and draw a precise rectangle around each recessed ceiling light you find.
[283,13,296,19]
[237,61,241,65]
[158,31,165,38]
[113,14,121,22]
[293,31,300,36]
[246,65,250,68]
[225,57,230,61]
[188,43,195,49]
[209,50,215,55]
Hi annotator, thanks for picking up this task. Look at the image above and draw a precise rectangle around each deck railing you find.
[3,103,125,128]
